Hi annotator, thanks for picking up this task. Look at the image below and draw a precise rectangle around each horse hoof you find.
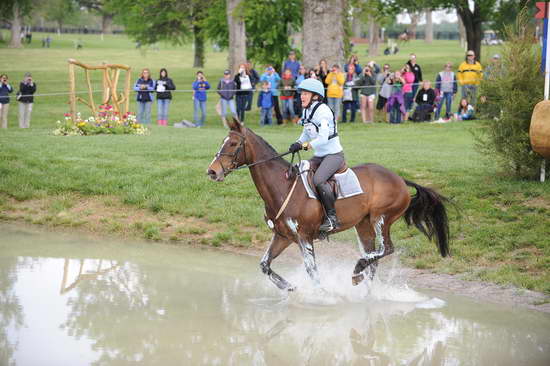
[352,273,364,286]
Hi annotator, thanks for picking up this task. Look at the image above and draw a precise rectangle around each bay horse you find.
[207,119,450,291]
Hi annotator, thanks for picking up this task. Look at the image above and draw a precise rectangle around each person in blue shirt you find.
[133,69,155,124]
[282,51,301,79]
[257,81,274,126]
[288,78,345,233]
[0,74,14,128]
[192,71,210,127]
[260,66,282,125]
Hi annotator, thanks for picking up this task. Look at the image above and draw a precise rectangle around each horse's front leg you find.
[298,238,320,287]
[260,233,294,291]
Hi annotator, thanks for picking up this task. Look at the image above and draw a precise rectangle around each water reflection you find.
[1,226,550,365]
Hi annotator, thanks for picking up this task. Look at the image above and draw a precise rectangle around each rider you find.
[289,78,345,233]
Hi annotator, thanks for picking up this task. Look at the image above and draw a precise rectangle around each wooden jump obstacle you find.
[67,58,132,120]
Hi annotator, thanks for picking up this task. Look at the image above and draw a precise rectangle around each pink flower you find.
[64,113,71,117]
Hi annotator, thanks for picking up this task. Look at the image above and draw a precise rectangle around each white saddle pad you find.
[298,160,364,200]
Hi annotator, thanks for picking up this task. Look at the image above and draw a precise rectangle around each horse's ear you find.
[228,117,243,132]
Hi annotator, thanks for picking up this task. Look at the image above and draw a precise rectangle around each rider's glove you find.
[289,142,303,153]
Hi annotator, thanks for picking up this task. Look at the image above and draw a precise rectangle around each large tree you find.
[2,0,34,48]
[76,0,116,34]
[203,0,302,69]
[302,0,346,69]
[111,0,209,67]
[45,0,78,33]
[226,0,246,72]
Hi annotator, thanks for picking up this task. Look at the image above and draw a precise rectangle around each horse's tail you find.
[403,180,450,257]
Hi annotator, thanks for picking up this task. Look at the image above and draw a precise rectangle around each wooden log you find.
[124,68,132,115]
[68,62,76,121]
[84,69,97,116]
[530,100,550,159]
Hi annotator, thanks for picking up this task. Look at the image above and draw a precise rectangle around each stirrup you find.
[319,216,339,232]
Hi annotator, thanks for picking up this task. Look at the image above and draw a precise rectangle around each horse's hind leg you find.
[352,215,391,286]
[260,233,294,291]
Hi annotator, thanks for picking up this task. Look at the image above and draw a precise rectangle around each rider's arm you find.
[297,128,312,144]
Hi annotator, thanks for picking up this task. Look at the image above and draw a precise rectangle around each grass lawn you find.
[1,33,549,294]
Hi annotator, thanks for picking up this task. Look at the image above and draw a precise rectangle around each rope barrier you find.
[9,79,486,99]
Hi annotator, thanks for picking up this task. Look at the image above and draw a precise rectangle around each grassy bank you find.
[1,34,549,294]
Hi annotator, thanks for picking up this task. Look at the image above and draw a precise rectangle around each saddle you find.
[306,160,348,199]
[288,160,363,200]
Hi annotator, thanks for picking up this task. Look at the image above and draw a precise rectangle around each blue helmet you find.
[297,78,325,98]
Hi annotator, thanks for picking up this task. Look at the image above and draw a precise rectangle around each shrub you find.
[475,10,547,179]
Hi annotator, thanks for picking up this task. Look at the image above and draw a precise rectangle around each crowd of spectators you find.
[0,48,490,129]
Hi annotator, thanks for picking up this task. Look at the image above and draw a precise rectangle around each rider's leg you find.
[313,152,345,232]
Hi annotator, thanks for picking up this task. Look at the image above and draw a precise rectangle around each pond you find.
[1,224,549,365]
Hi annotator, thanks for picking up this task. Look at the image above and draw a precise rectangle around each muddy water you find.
[1,224,549,366]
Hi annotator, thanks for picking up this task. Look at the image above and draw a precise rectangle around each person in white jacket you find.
[288,78,345,232]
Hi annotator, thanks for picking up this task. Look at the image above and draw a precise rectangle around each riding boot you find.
[317,183,340,232]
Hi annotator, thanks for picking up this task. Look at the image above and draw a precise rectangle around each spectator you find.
[133,69,155,124]
[356,66,377,123]
[435,62,458,121]
[46,36,51,48]
[0,74,13,128]
[279,69,296,124]
[17,72,36,128]
[308,69,318,80]
[342,64,360,123]
[217,70,238,121]
[386,72,406,124]
[401,64,415,120]
[376,64,392,119]
[245,61,260,112]
[294,65,307,117]
[234,63,254,122]
[260,65,282,125]
[406,53,423,99]
[282,51,301,79]
[457,50,483,106]
[412,81,436,122]
[484,54,503,79]
[325,64,345,122]
[192,71,210,127]
[257,81,274,126]
[455,98,475,120]
[344,55,362,75]
[155,68,175,126]
[366,60,381,75]
[315,59,329,89]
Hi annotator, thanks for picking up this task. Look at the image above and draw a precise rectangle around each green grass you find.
[1,33,549,293]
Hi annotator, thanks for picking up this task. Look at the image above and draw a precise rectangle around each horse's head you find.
[207,118,247,182]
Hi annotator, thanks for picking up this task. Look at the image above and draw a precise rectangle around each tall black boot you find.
[317,183,340,232]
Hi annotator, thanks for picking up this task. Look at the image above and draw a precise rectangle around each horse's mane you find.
[246,128,290,167]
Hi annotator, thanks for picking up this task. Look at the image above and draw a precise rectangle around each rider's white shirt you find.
[297,101,343,157]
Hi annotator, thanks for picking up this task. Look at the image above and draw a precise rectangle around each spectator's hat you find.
[223,69,231,75]
[24,72,32,78]
[492,54,501,59]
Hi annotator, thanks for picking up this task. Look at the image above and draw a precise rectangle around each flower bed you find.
[54,105,148,136]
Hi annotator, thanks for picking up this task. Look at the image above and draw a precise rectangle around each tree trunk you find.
[226,0,247,73]
[424,9,433,43]
[352,14,362,38]
[368,18,380,57]
[101,13,114,34]
[407,12,420,40]
[458,14,466,49]
[193,24,205,68]
[302,0,345,69]
[9,2,22,48]
[457,5,483,62]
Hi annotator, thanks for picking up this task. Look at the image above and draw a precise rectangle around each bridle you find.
[214,130,294,176]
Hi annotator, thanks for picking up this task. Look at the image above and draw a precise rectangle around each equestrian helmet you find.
[297,78,325,98]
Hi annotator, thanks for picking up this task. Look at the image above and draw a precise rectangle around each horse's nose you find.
[207,169,217,180]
